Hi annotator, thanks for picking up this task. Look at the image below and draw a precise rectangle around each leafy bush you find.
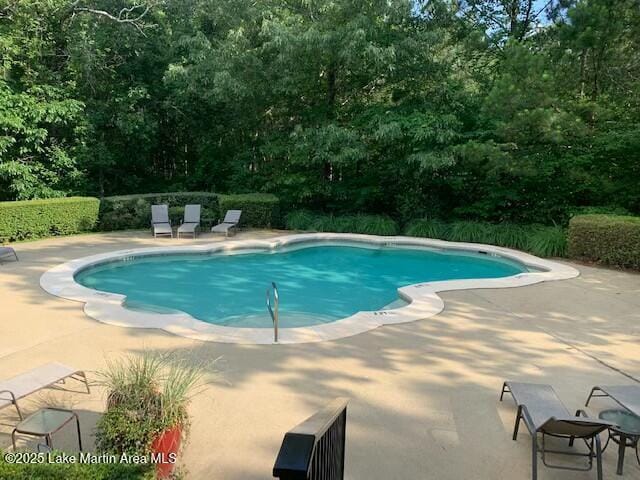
[528,226,568,258]
[491,224,530,251]
[0,197,100,242]
[98,192,220,231]
[0,451,153,479]
[285,211,317,231]
[405,219,567,257]
[404,219,450,239]
[448,221,493,243]
[218,193,281,228]
[568,214,640,269]
[285,211,398,235]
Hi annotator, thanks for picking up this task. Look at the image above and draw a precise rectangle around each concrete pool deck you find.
[0,230,639,479]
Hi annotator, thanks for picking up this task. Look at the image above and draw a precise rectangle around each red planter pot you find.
[151,425,182,478]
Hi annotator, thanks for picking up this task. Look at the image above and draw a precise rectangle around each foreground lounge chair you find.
[500,381,613,480]
[211,209,242,237]
[0,363,90,419]
[177,204,201,238]
[151,204,173,238]
[0,246,18,262]
[586,384,640,417]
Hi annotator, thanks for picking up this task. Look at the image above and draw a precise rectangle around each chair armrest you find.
[0,389,17,402]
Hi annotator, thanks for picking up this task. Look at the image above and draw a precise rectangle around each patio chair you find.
[177,204,201,238]
[211,209,242,237]
[151,204,173,238]
[0,246,18,262]
[0,363,90,420]
[500,381,614,480]
[585,384,640,417]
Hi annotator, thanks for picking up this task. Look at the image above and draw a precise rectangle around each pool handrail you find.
[267,282,279,343]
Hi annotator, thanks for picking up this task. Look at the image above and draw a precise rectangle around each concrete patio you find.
[0,230,639,479]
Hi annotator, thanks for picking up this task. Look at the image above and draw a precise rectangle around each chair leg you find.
[532,435,538,480]
[75,414,83,451]
[513,406,522,441]
[13,399,22,420]
[595,434,603,480]
[585,387,598,407]
[500,382,509,401]
[80,371,90,394]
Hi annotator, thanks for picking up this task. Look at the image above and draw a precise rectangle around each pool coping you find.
[39,233,579,344]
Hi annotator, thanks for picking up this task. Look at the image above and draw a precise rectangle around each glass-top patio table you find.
[586,385,640,475]
[11,407,82,451]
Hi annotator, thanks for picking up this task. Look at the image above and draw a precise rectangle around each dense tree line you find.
[1,0,638,224]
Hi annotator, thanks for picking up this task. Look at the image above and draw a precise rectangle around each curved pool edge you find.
[39,233,580,344]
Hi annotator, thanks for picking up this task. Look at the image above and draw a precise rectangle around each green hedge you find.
[99,192,281,230]
[0,452,153,480]
[219,193,281,228]
[286,211,398,235]
[98,192,220,231]
[405,219,567,258]
[568,214,640,269]
[0,197,100,242]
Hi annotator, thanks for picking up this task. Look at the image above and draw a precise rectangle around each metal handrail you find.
[266,282,279,343]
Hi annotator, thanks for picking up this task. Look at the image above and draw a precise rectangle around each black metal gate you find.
[273,398,348,480]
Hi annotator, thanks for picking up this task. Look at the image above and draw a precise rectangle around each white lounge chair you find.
[177,204,201,238]
[0,363,90,419]
[151,204,173,238]
[0,246,18,262]
[211,210,242,237]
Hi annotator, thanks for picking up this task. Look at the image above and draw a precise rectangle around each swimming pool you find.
[74,244,528,328]
[40,233,579,343]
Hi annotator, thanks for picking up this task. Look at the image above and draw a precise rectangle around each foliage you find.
[286,211,398,236]
[98,192,220,231]
[95,352,203,456]
[405,219,567,257]
[218,194,281,228]
[404,219,450,241]
[0,197,99,242]
[0,0,639,229]
[0,452,153,480]
[528,226,568,258]
[568,214,640,269]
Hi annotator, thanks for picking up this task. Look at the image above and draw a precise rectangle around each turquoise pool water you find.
[75,244,528,328]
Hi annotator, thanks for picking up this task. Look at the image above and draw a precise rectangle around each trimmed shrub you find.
[0,197,100,242]
[98,192,220,231]
[285,211,398,235]
[568,214,640,269]
[218,193,281,228]
[568,206,632,218]
[0,451,153,479]
[405,219,568,257]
